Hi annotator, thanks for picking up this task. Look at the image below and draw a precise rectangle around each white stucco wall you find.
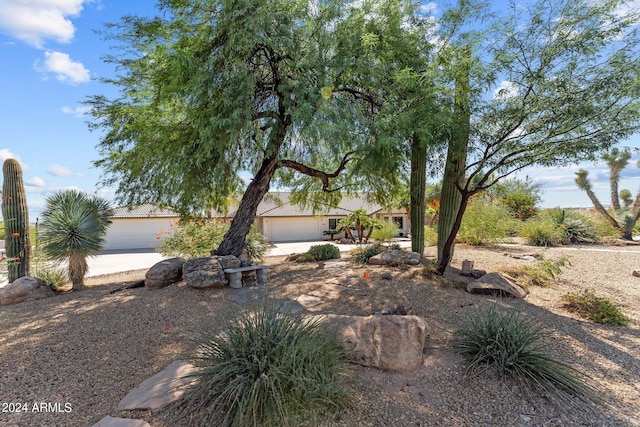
[103,218,177,251]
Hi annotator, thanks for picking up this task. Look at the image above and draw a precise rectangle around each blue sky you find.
[0,0,638,221]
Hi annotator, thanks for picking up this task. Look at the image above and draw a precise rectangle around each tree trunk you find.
[437,192,471,274]
[69,253,88,292]
[217,124,285,256]
[610,170,621,211]
[583,186,623,235]
[410,134,426,255]
[437,47,470,265]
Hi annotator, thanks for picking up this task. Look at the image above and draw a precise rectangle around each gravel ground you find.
[0,242,639,427]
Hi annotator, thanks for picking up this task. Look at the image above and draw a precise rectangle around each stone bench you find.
[224,265,268,289]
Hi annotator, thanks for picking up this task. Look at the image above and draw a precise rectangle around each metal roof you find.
[112,204,179,218]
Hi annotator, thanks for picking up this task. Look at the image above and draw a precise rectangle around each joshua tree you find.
[39,190,113,291]
[575,155,640,240]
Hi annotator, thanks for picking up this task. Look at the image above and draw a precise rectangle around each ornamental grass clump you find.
[452,306,596,401]
[179,302,349,427]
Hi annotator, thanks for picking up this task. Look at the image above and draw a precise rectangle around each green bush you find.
[424,226,438,247]
[452,306,596,400]
[492,177,542,221]
[561,290,629,326]
[179,302,348,426]
[548,208,597,243]
[387,242,402,251]
[298,244,340,262]
[370,221,399,242]
[32,260,68,290]
[519,215,565,246]
[244,225,269,263]
[458,198,517,246]
[350,243,384,264]
[157,219,227,258]
[156,220,268,261]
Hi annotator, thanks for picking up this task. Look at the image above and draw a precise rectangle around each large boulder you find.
[312,314,429,373]
[145,257,185,289]
[368,250,421,266]
[183,256,228,289]
[0,276,55,306]
[216,255,242,270]
[467,272,529,298]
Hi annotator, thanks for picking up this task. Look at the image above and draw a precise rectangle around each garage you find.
[102,205,179,251]
[263,217,323,242]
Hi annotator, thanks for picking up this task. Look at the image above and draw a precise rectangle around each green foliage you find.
[519,215,565,246]
[561,290,629,326]
[298,244,340,262]
[548,208,598,243]
[180,302,348,426]
[492,177,542,220]
[2,159,31,282]
[39,190,113,291]
[350,243,384,264]
[157,220,268,262]
[31,257,68,291]
[424,226,438,247]
[458,198,517,246]
[452,306,596,400]
[157,220,227,259]
[370,221,399,242]
[500,257,570,288]
[243,225,269,263]
[387,242,402,251]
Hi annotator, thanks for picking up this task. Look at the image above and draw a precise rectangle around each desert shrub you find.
[492,177,542,221]
[548,208,597,243]
[32,259,67,290]
[424,226,438,246]
[157,219,227,258]
[179,302,348,426]
[298,244,340,262]
[561,290,629,326]
[519,215,565,246]
[350,243,384,264]
[458,198,518,246]
[500,257,570,287]
[157,220,268,261]
[387,242,402,251]
[370,221,399,242]
[452,306,596,400]
[244,225,269,263]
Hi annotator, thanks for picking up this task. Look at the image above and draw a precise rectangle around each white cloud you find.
[61,105,92,117]
[35,51,90,85]
[0,0,89,48]
[26,176,46,188]
[494,81,519,100]
[0,148,30,170]
[47,164,73,176]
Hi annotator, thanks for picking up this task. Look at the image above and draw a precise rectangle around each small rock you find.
[92,416,151,427]
[461,259,474,272]
[632,270,640,277]
[381,272,393,280]
[381,308,391,315]
[460,269,487,279]
[467,272,529,298]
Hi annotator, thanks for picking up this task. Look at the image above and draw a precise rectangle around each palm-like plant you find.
[39,190,113,291]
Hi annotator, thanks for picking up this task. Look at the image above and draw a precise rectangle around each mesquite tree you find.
[434,0,640,274]
[88,0,425,257]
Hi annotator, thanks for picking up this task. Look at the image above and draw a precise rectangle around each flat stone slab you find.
[280,300,305,313]
[92,416,151,427]
[324,260,349,270]
[117,360,198,411]
[309,284,348,299]
[296,294,324,308]
[229,286,268,305]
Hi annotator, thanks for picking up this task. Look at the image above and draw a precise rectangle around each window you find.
[328,218,339,230]
[392,216,404,229]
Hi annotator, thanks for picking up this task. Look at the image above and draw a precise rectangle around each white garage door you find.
[267,218,321,242]
[103,218,177,250]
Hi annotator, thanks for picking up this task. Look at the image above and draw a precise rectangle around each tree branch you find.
[279,151,355,192]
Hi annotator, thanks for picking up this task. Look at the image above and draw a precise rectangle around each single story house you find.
[102,204,179,251]
[102,193,408,250]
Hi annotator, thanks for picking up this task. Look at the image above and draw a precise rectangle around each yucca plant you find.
[453,306,597,401]
[39,190,113,291]
[179,302,348,426]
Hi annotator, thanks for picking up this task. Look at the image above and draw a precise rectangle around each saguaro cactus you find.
[2,159,31,282]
